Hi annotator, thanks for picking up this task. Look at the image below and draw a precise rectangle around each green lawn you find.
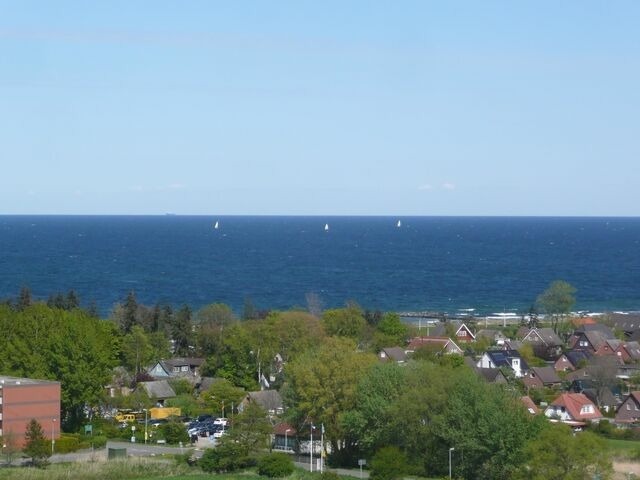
[606,438,640,458]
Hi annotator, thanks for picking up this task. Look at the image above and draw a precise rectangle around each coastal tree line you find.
[0,281,613,479]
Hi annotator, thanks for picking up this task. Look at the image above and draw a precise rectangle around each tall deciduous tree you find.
[121,325,153,375]
[535,280,576,334]
[0,304,117,429]
[322,305,367,340]
[515,425,612,480]
[343,362,407,456]
[285,337,376,458]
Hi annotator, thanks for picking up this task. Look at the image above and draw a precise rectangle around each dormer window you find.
[580,405,594,414]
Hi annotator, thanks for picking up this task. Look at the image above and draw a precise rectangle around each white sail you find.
[324,223,329,231]
[214,221,219,229]
[397,220,402,228]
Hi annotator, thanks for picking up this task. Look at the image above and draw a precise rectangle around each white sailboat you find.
[324,223,329,232]
[396,220,402,228]
[214,221,219,229]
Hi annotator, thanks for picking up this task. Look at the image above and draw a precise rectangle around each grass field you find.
[0,460,343,480]
[607,438,640,459]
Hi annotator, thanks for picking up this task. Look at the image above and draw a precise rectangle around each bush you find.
[257,452,295,478]
[55,434,81,453]
[370,446,407,480]
[159,420,189,445]
[198,440,253,473]
[319,472,342,480]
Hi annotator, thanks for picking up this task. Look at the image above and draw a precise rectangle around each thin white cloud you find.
[167,183,186,190]
[418,184,432,191]
[442,182,456,190]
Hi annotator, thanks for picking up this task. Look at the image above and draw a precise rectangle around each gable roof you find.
[246,390,284,413]
[522,328,563,346]
[575,323,616,338]
[138,380,176,400]
[476,367,507,383]
[484,349,529,371]
[407,336,463,354]
[520,396,540,415]
[162,357,204,368]
[426,321,475,340]
[624,341,640,360]
[565,350,593,368]
[529,366,562,385]
[606,313,640,333]
[475,329,506,341]
[550,393,603,421]
[379,347,408,363]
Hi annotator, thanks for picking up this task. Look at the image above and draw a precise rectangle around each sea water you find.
[0,215,638,316]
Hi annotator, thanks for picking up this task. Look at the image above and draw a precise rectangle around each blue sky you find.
[1,1,639,215]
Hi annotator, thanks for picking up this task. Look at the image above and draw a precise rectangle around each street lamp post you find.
[449,447,455,479]
[143,409,148,444]
[309,425,313,472]
[51,418,56,455]
[285,429,291,452]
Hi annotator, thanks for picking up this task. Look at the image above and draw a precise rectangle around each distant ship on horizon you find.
[397,220,402,228]
[324,223,329,231]
[214,221,219,229]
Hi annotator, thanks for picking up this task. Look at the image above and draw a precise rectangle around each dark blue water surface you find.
[0,216,639,316]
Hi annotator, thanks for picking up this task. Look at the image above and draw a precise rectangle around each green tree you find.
[0,304,118,429]
[204,323,259,389]
[370,446,408,480]
[122,290,139,333]
[201,378,245,416]
[17,286,33,311]
[121,325,153,375]
[430,373,546,479]
[172,305,193,357]
[159,420,190,445]
[515,425,612,480]
[23,419,50,467]
[322,305,366,340]
[228,402,273,454]
[372,313,409,350]
[535,280,576,334]
[196,303,236,326]
[285,337,377,459]
[343,362,407,456]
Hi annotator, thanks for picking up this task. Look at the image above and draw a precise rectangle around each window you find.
[181,366,189,372]
[459,330,467,336]
[581,405,593,414]
[579,340,589,347]
[628,404,632,411]
[172,367,180,373]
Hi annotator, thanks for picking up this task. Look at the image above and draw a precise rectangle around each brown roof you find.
[379,347,408,362]
[273,422,296,436]
[529,366,562,385]
[520,396,540,415]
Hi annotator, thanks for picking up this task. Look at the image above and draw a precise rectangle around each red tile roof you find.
[551,393,602,421]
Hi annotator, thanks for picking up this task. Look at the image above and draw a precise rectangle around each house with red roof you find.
[544,393,603,426]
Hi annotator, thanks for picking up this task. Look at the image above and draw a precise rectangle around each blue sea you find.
[0,216,639,317]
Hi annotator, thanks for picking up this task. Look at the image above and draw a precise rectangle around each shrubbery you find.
[159,420,190,445]
[370,446,407,480]
[257,452,294,478]
[198,440,254,473]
